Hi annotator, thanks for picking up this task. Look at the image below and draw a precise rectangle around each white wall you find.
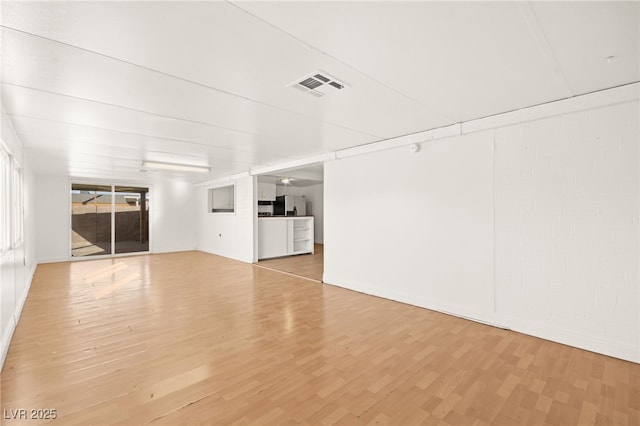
[493,101,639,361]
[276,183,324,243]
[34,177,197,263]
[34,175,71,263]
[324,91,639,363]
[307,184,324,244]
[276,184,302,197]
[325,132,495,320]
[196,175,255,263]
[151,179,196,253]
[1,104,36,369]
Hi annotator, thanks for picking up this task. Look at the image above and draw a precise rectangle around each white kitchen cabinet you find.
[288,218,313,255]
[258,217,314,259]
[257,182,276,201]
[258,217,288,259]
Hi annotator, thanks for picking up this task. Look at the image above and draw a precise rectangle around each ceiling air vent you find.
[288,71,348,98]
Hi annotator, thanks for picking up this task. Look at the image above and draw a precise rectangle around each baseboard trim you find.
[37,256,69,264]
[152,246,197,254]
[1,262,37,371]
[500,314,639,364]
[323,274,639,364]
[196,246,253,264]
[0,319,15,373]
[322,275,506,329]
[14,262,36,324]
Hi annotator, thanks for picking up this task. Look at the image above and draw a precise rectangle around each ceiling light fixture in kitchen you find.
[141,161,210,173]
[280,177,294,185]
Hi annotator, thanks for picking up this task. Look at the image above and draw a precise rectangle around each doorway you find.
[71,183,150,257]
[255,164,324,281]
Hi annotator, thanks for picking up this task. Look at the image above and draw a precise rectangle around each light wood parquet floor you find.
[257,243,324,282]
[1,251,638,425]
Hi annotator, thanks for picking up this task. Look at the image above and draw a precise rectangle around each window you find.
[0,146,10,252]
[0,142,25,254]
[208,184,235,213]
[12,160,23,246]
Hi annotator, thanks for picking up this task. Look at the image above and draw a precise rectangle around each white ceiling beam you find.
[462,82,640,135]
[335,124,461,160]
[249,153,337,177]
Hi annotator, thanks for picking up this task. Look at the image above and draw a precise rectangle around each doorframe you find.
[252,163,325,275]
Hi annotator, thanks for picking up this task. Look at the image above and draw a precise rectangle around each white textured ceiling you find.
[1,1,638,182]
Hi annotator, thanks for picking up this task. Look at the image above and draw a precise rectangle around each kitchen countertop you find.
[258,215,314,218]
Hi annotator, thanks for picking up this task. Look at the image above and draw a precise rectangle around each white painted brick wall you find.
[323,88,638,362]
[495,101,639,353]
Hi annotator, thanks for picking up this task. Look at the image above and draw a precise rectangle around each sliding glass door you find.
[114,186,149,254]
[71,184,113,257]
[71,184,150,258]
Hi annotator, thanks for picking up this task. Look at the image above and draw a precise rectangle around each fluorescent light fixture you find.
[280,177,292,184]
[141,161,210,173]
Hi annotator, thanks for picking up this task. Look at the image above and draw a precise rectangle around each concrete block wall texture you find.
[324,95,639,363]
[71,209,148,244]
[494,101,639,356]
[196,176,255,263]
[324,130,496,324]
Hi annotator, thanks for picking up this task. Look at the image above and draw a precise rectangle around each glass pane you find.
[71,184,112,257]
[114,186,149,254]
